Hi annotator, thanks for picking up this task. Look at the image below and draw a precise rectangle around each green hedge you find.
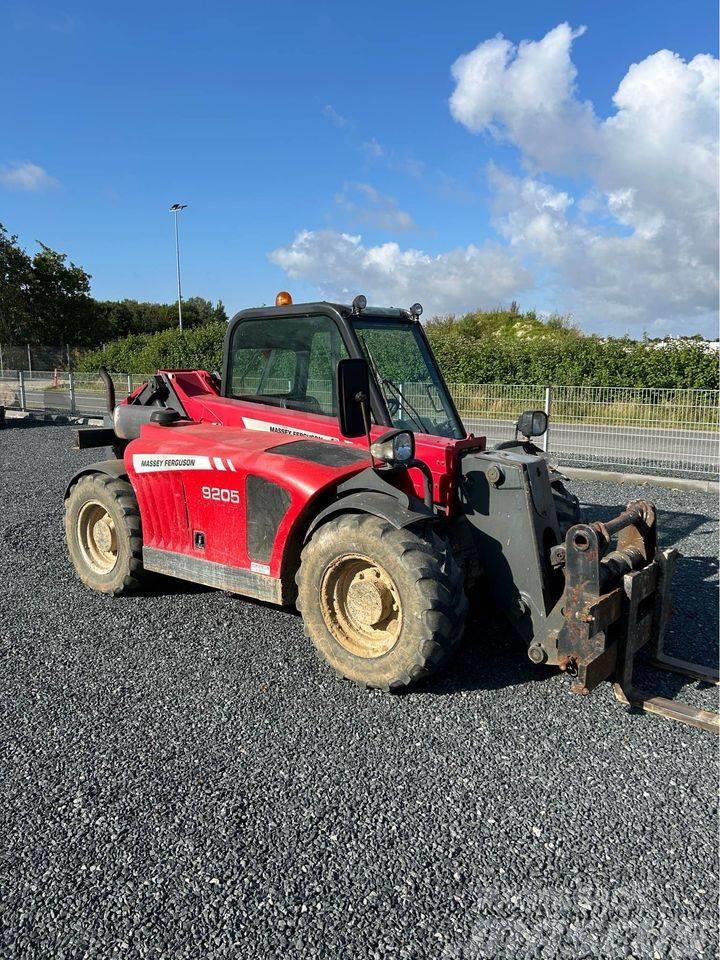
[76,322,719,390]
[76,323,227,375]
[427,332,719,389]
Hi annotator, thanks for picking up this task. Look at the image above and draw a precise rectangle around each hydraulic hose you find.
[408,459,434,509]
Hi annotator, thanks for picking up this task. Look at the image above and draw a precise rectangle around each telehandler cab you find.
[67,293,718,733]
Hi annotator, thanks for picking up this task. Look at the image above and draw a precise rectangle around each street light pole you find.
[169,203,187,331]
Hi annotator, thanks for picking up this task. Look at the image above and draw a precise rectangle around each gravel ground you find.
[1,423,718,960]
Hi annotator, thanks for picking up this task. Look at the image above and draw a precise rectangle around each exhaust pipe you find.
[99,366,115,413]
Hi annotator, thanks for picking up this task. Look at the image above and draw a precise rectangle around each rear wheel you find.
[296,514,467,690]
[65,473,143,595]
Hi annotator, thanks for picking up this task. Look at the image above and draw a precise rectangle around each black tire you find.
[550,476,582,537]
[65,473,143,595]
[296,514,467,690]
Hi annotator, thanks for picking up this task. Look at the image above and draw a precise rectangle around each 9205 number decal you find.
[202,486,240,504]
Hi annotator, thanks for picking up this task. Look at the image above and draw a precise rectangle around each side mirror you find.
[517,409,548,438]
[337,358,370,438]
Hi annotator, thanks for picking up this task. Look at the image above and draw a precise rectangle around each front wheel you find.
[296,514,467,690]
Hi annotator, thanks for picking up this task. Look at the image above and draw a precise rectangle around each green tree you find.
[1,220,229,350]
[93,296,229,340]
[182,296,228,328]
[28,243,95,345]
[0,223,32,343]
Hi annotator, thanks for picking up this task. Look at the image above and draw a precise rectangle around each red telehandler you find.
[66,294,718,733]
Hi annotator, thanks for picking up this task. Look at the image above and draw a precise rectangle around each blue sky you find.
[1,0,718,336]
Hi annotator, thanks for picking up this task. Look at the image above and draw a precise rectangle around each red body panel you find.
[126,421,371,578]
[122,369,486,581]
[146,370,485,508]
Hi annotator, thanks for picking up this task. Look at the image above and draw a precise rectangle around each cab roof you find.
[229,301,415,324]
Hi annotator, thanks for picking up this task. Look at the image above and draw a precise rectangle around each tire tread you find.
[297,514,466,691]
[65,473,144,596]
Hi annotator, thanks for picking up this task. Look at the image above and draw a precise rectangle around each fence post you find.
[542,385,552,452]
[19,370,26,411]
[127,374,133,396]
[69,372,76,414]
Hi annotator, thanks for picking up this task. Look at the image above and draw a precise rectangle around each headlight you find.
[371,429,415,464]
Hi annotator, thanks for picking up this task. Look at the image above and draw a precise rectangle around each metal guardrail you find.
[0,371,717,479]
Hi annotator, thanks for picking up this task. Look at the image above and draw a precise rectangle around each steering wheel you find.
[433,419,457,438]
[386,396,400,416]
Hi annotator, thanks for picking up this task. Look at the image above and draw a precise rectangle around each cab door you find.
[225,312,349,425]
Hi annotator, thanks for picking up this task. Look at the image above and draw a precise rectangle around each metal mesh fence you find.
[540,385,718,476]
[1,371,717,478]
[451,383,548,446]
[450,383,719,477]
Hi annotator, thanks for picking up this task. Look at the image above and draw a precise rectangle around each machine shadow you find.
[128,496,716,700]
[413,614,558,697]
[2,415,78,430]
[418,593,717,701]
[133,574,294,614]
[419,501,718,699]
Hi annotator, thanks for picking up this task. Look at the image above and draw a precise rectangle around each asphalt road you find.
[465,418,719,473]
[1,424,718,959]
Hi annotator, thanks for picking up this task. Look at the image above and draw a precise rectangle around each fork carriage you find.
[558,501,718,734]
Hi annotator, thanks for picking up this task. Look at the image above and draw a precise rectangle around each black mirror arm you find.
[356,390,376,467]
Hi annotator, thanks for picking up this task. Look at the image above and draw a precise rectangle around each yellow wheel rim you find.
[320,554,402,659]
[77,500,118,574]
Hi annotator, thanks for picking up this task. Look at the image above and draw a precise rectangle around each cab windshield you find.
[353,319,465,440]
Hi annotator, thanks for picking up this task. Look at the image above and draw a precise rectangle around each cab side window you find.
[229,314,348,417]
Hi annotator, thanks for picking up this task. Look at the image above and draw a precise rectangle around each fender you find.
[64,459,128,499]
[304,466,435,542]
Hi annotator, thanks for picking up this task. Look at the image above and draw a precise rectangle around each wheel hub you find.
[77,501,118,574]
[320,554,402,659]
[93,517,115,554]
[346,575,394,629]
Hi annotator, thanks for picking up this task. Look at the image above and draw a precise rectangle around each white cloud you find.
[361,137,427,178]
[490,166,717,330]
[361,137,385,159]
[269,230,531,315]
[322,104,349,128]
[450,23,596,174]
[0,162,58,191]
[449,24,719,334]
[335,182,417,233]
[270,26,717,334]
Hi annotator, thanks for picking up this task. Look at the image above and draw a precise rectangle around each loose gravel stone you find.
[0,424,717,959]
